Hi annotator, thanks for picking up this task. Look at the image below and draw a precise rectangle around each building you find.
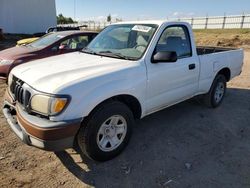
[0,0,56,34]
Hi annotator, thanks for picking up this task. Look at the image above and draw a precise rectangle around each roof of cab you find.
[111,20,190,26]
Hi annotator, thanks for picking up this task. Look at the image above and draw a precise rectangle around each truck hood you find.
[11,52,136,93]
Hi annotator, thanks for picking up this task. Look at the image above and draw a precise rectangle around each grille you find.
[10,76,31,106]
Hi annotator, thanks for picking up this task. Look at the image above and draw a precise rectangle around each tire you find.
[203,74,227,108]
[77,101,134,161]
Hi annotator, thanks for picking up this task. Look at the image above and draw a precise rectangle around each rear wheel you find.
[77,101,134,161]
[203,74,227,108]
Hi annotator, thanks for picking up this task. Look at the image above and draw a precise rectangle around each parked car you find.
[46,25,88,33]
[16,33,47,46]
[0,31,98,79]
[16,37,40,46]
[3,21,244,161]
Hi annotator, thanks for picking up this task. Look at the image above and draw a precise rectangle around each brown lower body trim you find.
[16,106,81,141]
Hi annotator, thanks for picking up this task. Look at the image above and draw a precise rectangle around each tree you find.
[57,14,77,24]
[107,14,112,23]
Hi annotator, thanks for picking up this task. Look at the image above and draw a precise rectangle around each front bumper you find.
[2,90,81,151]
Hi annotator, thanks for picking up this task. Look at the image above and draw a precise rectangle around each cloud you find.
[170,12,195,18]
[97,16,105,20]
[136,14,155,20]
[79,15,106,22]
[79,14,120,22]
[173,12,180,16]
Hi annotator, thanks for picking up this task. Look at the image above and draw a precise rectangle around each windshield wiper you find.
[98,50,134,60]
[81,49,136,60]
[81,47,98,55]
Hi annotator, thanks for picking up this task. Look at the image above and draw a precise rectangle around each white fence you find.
[178,14,250,29]
[59,14,250,30]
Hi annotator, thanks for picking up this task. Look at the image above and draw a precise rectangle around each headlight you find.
[30,94,69,116]
[0,60,14,65]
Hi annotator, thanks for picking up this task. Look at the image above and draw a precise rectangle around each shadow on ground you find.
[56,88,250,188]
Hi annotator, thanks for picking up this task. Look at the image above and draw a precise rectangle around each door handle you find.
[189,64,196,70]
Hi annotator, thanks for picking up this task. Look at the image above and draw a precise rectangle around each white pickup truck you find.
[3,21,243,161]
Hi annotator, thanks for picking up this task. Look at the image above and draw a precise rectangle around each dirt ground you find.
[194,29,250,49]
[0,35,250,188]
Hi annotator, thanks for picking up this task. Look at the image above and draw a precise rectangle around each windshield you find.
[28,33,65,48]
[85,24,158,60]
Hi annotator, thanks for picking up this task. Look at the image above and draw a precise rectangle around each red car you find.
[0,31,98,79]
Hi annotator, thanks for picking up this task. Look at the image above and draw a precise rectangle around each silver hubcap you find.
[97,115,127,152]
[214,82,225,103]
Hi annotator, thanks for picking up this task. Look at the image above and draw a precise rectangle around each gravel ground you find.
[0,46,250,187]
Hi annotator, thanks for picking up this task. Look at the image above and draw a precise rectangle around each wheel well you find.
[88,95,142,120]
[218,68,231,82]
[110,95,142,119]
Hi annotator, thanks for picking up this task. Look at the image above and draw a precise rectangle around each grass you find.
[193,29,250,48]
[193,29,250,34]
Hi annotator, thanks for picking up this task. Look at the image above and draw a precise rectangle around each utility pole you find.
[222,13,226,29]
[241,12,245,29]
[205,13,209,29]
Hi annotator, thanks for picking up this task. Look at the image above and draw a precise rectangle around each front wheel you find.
[203,74,227,108]
[77,101,134,161]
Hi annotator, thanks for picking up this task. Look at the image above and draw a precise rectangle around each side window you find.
[57,36,89,50]
[156,26,192,58]
[76,36,89,49]
[53,38,70,51]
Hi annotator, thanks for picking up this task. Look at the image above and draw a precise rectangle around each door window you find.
[156,26,192,58]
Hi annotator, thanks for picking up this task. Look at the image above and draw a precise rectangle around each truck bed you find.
[197,46,238,56]
[197,46,243,94]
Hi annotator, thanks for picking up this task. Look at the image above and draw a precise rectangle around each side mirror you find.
[152,51,178,63]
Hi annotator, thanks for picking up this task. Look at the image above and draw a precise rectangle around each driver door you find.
[145,25,199,114]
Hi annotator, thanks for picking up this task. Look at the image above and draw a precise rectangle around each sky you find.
[55,0,250,21]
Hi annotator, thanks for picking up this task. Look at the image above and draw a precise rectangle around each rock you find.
[125,166,131,174]
[185,163,192,170]
[121,164,131,175]
[163,179,173,186]
[60,181,65,185]
[0,156,5,160]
